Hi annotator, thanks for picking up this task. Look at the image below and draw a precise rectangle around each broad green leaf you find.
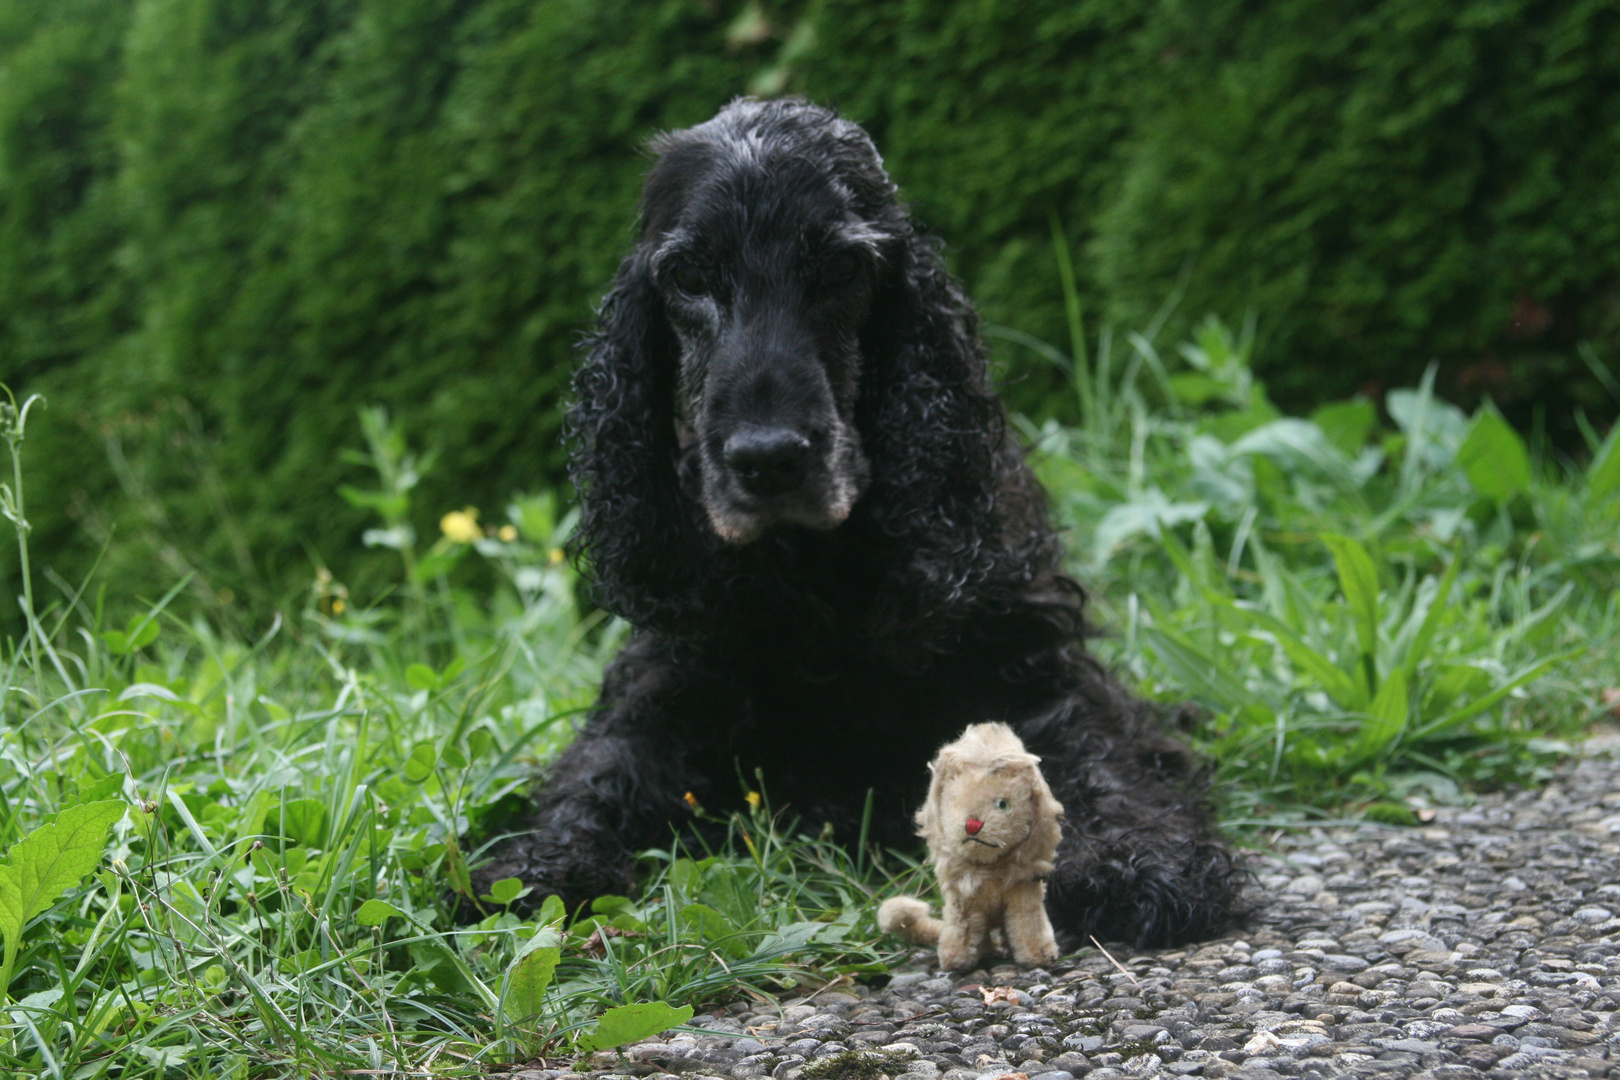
[0,800,124,936]
[405,663,438,692]
[64,773,123,809]
[233,790,273,848]
[467,728,494,762]
[503,945,560,1023]
[403,742,437,783]
[1321,534,1380,692]
[1352,667,1408,763]
[1589,422,1620,505]
[576,1002,695,1052]
[355,899,405,926]
[128,617,160,650]
[1456,408,1531,501]
[440,744,468,770]
[444,841,474,900]
[272,799,327,848]
[1310,398,1376,456]
[753,919,826,958]
[591,895,635,917]
[485,878,528,906]
[0,800,125,996]
[679,902,750,958]
[670,858,703,898]
[104,615,159,655]
[535,893,567,927]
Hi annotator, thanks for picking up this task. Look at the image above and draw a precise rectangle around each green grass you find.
[1017,317,1619,816]
[0,316,1615,1076]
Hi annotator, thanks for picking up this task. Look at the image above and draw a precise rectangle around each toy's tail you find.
[878,896,942,945]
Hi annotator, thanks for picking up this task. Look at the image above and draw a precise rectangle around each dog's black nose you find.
[724,428,813,497]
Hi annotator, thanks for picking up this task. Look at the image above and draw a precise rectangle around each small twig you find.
[804,973,854,1002]
[1089,935,1139,986]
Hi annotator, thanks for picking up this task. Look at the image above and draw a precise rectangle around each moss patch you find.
[800,1048,916,1080]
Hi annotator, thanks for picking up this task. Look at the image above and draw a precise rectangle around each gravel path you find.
[522,746,1620,1080]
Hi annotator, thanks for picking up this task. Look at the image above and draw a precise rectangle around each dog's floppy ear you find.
[566,249,705,626]
[855,231,1016,644]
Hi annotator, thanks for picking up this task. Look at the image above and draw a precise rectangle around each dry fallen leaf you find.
[578,925,643,957]
[1602,687,1620,718]
[979,985,1021,1006]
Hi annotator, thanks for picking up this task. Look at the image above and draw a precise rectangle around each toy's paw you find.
[936,941,980,971]
[1013,935,1060,966]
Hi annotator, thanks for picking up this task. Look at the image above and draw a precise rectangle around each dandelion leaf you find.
[504,945,560,1023]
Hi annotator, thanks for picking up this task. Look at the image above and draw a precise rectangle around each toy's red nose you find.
[965,818,983,835]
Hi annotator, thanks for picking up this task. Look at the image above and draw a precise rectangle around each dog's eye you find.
[669,262,708,298]
[994,798,1010,811]
[819,251,862,292]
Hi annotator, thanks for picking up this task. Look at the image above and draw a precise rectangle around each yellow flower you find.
[683,791,698,809]
[498,524,518,542]
[331,598,346,615]
[549,547,565,564]
[440,508,480,544]
[745,791,761,810]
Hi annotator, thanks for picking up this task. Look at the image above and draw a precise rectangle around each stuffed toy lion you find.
[878,722,1065,970]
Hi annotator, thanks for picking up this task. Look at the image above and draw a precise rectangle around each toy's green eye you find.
[994,798,1009,811]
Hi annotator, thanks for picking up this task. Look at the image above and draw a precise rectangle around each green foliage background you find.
[4,0,1618,623]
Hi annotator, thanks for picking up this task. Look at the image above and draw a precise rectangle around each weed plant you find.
[0,311,1614,1075]
[1010,309,1619,821]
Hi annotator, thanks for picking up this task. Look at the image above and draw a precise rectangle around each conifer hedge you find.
[4,0,1617,622]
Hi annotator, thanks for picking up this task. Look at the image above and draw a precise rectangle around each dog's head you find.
[570,98,1020,632]
[633,99,902,543]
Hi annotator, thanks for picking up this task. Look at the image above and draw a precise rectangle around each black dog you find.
[474,99,1245,948]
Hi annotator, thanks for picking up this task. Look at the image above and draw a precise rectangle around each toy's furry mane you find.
[918,721,1065,881]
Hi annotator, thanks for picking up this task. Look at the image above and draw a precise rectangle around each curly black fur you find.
[473,99,1246,948]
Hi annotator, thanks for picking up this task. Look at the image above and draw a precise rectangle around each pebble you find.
[486,750,1620,1080]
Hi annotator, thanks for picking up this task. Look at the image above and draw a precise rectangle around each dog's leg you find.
[470,639,707,916]
[1041,777,1246,948]
[1020,696,1247,948]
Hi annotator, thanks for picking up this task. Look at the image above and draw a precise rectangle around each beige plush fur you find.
[877,722,1065,970]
